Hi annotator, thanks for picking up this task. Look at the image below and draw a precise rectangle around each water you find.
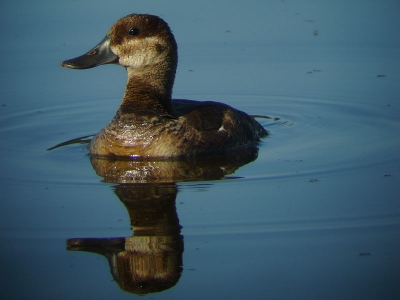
[1,1,399,299]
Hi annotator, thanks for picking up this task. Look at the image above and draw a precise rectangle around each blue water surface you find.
[1,1,399,299]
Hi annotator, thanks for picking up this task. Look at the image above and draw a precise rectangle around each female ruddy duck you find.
[61,14,267,158]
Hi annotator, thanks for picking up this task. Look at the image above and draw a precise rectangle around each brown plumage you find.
[61,14,267,158]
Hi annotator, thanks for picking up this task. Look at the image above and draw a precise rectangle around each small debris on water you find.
[309,178,319,182]
[283,159,303,162]
[306,69,321,74]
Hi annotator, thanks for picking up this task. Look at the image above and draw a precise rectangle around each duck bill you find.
[61,35,118,69]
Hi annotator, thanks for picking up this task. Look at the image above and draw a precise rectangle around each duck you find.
[61,13,268,158]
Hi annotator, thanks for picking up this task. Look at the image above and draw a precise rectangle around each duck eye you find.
[128,27,140,36]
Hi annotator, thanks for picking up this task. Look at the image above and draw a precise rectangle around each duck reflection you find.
[68,183,182,294]
[67,147,259,294]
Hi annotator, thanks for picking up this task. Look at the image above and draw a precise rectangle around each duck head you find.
[61,14,177,71]
[61,14,178,116]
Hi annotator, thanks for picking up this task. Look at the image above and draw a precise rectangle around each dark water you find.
[1,1,399,299]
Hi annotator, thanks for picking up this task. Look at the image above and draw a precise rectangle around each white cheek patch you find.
[116,37,165,68]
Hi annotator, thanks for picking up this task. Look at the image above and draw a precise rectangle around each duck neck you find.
[119,67,176,117]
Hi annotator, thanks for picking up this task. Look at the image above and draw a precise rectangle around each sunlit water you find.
[1,1,399,299]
